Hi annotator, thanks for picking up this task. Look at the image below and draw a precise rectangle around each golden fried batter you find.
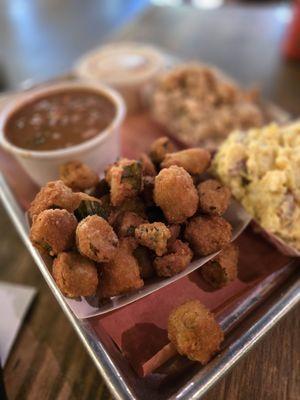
[149,136,176,164]
[168,300,224,364]
[135,222,171,256]
[154,166,198,223]
[115,211,146,238]
[30,209,77,256]
[198,179,231,215]
[60,160,99,191]
[154,240,193,277]
[161,148,211,175]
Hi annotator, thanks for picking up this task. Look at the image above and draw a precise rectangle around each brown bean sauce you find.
[5,89,116,151]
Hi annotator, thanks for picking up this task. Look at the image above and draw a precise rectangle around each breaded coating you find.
[133,246,155,279]
[141,175,155,206]
[139,153,157,176]
[29,180,79,221]
[30,209,77,256]
[184,215,232,256]
[154,240,193,277]
[149,136,176,164]
[106,158,143,206]
[161,148,211,175]
[52,252,98,298]
[76,215,118,262]
[168,300,224,364]
[167,224,181,247]
[201,243,239,288]
[198,179,231,215]
[100,238,144,297]
[116,211,146,238]
[135,222,171,256]
[154,166,198,223]
[59,160,99,191]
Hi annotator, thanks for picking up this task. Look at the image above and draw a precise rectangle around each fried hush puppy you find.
[201,243,239,288]
[30,209,77,256]
[29,180,79,221]
[154,166,198,224]
[184,215,232,256]
[154,240,193,277]
[106,158,142,206]
[116,211,146,237]
[100,238,144,297]
[76,215,118,262]
[198,179,231,215]
[168,300,224,364]
[161,148,211,175]
[52,252,98,298]
[149,136,176,164]
[139,153,157,176]
[135,222,171,256]
[59,160,99,191]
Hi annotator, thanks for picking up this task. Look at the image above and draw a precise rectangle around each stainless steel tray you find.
[1,173,300,400]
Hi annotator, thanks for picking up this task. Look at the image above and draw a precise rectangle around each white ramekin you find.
[0,81,126,186]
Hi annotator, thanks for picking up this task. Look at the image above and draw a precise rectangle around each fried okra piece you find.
[198,179,231,216]
[184,215,232,256]
[161,148,211,175]
[168,300,224,364]
[29,180,80,221]
[139,153,157,176]
[52,252,98,298]
[154,240,193,277]
[30,209,77,256]
[59,160,99,191]
[74,192,110,221]
[167,224,181,248]
[100,238,144,297]
[133,246,155,279]
[201,243,239,288]
[149,136,176,164]
[76,215,118,262]
[115,211,146,238]
[135,222,171,256]
[154,166,198,224]
[106,158,143,206]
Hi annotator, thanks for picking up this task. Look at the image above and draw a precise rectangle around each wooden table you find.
[1,3,300,400]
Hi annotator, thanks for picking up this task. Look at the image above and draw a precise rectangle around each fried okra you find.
[59,160,99,191]
[201,243,239,288]
[29,180,79,221]
[168,300,224,364]
[154,240,193,277]
[76,215,118,262]
[135,222,171,256]
[149,136,176,164]
[100,238,144,297]
[74,192,110,221]
[184,215,232,256]
[139,153,157,176]
[154,166,198,223]
[52,252,98,298]
[133,246,155,279]
[115,211,146,238]
[106,158,143,206]
[30,209,77,256]
[161,148,211,175]
[198,179,231,215]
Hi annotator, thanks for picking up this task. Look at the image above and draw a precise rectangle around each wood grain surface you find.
[1,3,300,400]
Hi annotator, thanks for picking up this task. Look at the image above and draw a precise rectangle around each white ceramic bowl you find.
[0,81,126,186]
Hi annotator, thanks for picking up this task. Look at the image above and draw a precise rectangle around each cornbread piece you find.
[133,246,155,279]
[139,153,157,176]
[154,166,198,223]
[60,160,99,191]
[135,222,171,256]
[30,209,77,256]
[201,243,239,288]
[106,158,143,206]
[29,180,79,221]
[161,148,211,175]
[168,300,224,364]
[52,252,98,298]
[198,179,231,215]
[116,211,146,238]
[184,215,232,256]
[154,240,193,277]
[149,136,176,164]
[101,238,144,297]
[76,215,118,262]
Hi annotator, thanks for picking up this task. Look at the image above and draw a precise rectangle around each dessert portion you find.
[28,136,236,300]
[213,121,300,253]
[151,63,264,149]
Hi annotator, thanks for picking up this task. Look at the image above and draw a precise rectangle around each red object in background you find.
[283,0,300,60]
